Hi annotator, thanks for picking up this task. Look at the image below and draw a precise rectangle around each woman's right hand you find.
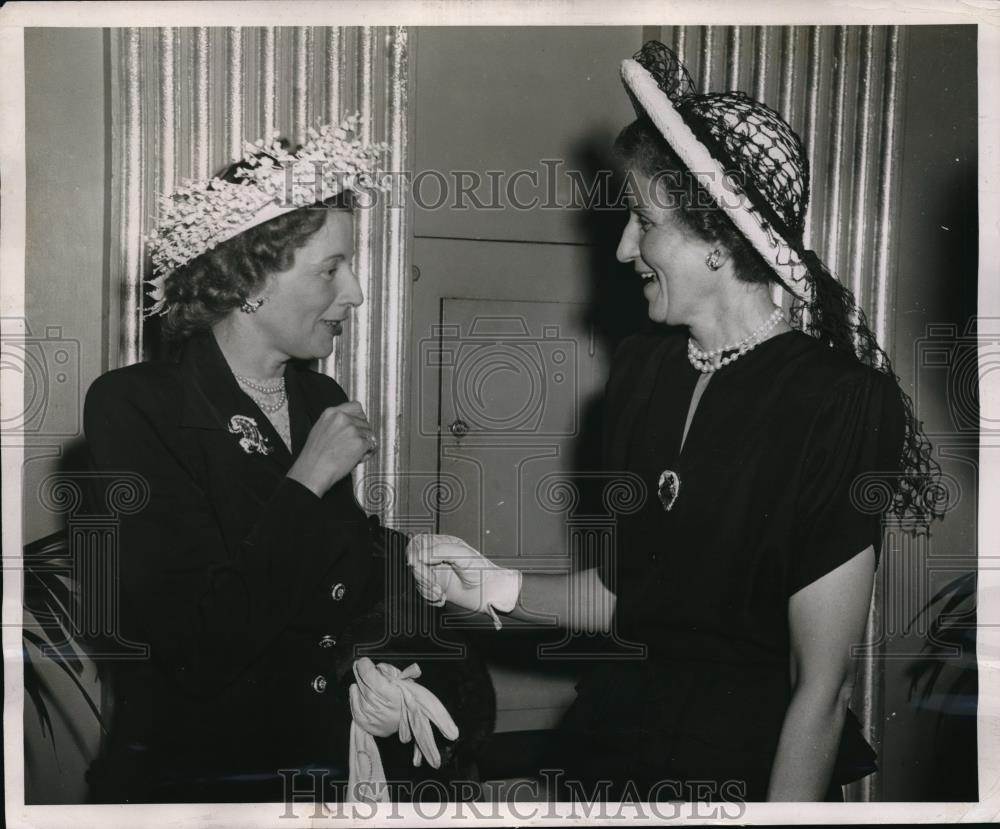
[287,401,374,497]
[406,534,522,630]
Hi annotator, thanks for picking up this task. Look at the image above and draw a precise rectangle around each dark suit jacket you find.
[83,331,420,801]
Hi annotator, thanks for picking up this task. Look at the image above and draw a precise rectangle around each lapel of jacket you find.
[283,357,331,457]
[179,331,297,465]
[178,332,298,554]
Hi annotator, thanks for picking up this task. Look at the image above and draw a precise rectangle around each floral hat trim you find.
[620,58,812,304]
[144,114,389,317]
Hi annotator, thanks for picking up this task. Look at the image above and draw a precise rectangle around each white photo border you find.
[2,1,998,826]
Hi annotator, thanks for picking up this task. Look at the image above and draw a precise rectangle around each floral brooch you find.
[228,414,272,456]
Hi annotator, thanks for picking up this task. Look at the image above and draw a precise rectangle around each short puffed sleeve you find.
[788,369,906,595]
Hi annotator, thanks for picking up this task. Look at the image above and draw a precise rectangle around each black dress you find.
[558,328,905,802]
[82,332,494,803]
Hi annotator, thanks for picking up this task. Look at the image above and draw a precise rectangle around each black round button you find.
[330,583,347,601]
[311,675,327,694]
[318,635,337,649]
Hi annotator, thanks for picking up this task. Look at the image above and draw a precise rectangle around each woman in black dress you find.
[407,42,942,802]
[83,121,493,803]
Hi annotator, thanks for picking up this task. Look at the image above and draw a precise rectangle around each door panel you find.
[408,236,619,528]
[433,299,605,566]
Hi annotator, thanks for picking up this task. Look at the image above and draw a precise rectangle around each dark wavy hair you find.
[614,117,944,528]
[160,156,355,341]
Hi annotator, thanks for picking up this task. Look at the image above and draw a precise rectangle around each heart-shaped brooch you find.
[657,469,681,512]
[228,414,272,456]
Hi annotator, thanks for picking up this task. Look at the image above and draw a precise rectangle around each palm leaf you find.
[906,572,977,716]
[23,652,54,742]
[22,529,108,744]
[23,629,106,732]
[903,571,975,637]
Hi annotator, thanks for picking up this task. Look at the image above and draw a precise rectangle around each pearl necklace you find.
[687,307,785,374]
[234,373,285,394]
[235,373,287,414]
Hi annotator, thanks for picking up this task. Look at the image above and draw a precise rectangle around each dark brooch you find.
[657,469,681,512]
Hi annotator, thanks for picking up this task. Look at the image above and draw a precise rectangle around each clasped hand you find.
[288,401,376,498]
[348,657,458,769]
[405,534,522,630]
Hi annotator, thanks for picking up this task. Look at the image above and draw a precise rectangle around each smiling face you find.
[616,170,720,327]
[251,209,361,361]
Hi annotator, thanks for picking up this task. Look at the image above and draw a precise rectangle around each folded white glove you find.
[348,657,459,769]
[406,533,522,630]
[347,724,388,803]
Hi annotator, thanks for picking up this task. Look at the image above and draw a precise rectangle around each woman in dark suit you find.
[84,122,492,803]
[408,43,944,802]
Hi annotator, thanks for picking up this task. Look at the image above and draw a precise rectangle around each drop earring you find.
[705,249,723,271]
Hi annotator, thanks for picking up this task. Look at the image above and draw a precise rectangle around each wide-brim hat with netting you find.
[621,41,812,303]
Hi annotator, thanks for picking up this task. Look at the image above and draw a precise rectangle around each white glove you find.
[406,533,522,630]
[348,657,405,739]
[347,657,459,769]
[347,724,388,803]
